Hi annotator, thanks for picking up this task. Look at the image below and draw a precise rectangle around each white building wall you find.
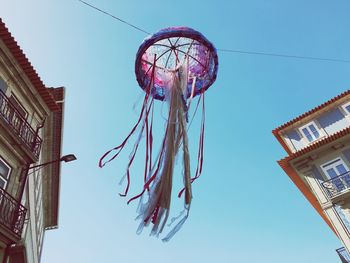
[294,143,350,254]
[318,109,350,135]
[23,164,45,263]
[324,207,350,251]
[283,102,350,153]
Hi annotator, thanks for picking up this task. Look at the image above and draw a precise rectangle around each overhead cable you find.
[78,0,350,64]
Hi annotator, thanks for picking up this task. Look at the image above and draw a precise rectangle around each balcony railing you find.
[322,172,350,198]
[0,90,42,159]
[337,247,350,263]
[0,188,27,238]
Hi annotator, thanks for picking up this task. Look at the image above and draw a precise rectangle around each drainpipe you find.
[31,117,46,158]
[17,165,29,202]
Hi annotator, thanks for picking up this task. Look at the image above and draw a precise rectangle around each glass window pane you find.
[336,164,348,175]
[326,168,338,178]
[9,95,27,119]
[0,78,7,93]
[309,124,320,139]
[302,128,313,142]
[345,105,350,113]
[0,178,5,189]
[0,161,9,179]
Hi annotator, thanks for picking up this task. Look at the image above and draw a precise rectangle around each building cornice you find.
[277,159,336,235]
[273,90,350,134]
[44,87,64,229]
[0,18,60,112]
[276,126,350,236]
[273,91,350,237]
[279,126,350,162]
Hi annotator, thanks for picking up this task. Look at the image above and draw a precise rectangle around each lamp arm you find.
[28,158,62,170]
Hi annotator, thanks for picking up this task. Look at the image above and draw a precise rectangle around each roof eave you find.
[0,18,60,112]
[274,90,350,134]
[44,87,65,228]
[277,158,336,235]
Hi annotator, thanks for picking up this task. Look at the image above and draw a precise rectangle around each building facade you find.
[0,19,64,263]
[273,90,350,261]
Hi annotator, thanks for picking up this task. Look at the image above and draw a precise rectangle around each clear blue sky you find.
[2,1,350,262]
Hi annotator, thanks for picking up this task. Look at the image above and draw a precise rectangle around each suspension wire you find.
[217,48,350,63]
[78,0,350,64]
[78,0,151,35]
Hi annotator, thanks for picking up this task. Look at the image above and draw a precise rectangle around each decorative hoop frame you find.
[135,27,219,101]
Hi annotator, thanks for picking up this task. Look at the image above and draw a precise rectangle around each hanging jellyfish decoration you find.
[99,27,218,241]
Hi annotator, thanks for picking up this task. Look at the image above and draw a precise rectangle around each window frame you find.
[298,121,324,143]
[0,76,7,94]
[321,157,349,179]
[341,101,350,115]
[0,156,12,189]
[9,93,28,119]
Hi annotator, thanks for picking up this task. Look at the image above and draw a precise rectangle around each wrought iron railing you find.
[0,90,42,158]
[322,171,350,198]
[0,188,27,238]
[337,247,350,263]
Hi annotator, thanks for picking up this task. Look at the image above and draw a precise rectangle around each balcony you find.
[337,247,350,263]
[0,90,42,159]
[322,172,350,200]
[0,188,27,239]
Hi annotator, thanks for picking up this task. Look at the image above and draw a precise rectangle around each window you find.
[0,157,11,189]
[342,101,350,115]
[0,77,7,93]
[321,157,350,193]
[299,121,322,142]
[9,94,27,119]
[321,157,349,179]
[8,94,28,133]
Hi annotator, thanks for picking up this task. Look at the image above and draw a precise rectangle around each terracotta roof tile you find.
[273,90,350,133]
[280,125,350,162]
[0,18,60,112]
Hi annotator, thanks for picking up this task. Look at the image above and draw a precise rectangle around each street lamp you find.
[60,154,77,163]
[18,154,77,200]
[28,154,77,170]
